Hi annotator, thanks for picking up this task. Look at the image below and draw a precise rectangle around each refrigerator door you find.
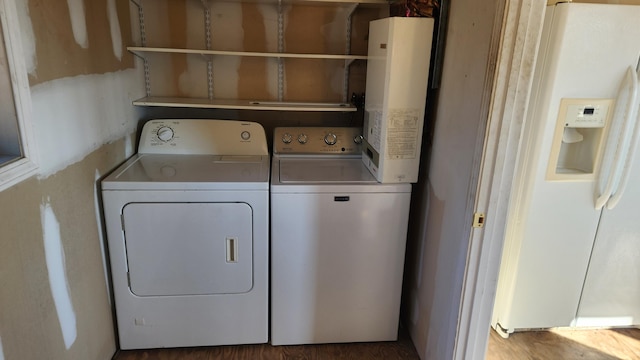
[595,67,639,210]
[575,157,640,327]
[492,3,640,335]
[575,70,640,328]
[604,66,640,210]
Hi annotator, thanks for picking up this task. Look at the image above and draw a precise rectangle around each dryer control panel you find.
[138,119,268,155]
[274,127,363,155]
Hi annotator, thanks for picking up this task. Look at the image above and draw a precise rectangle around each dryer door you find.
[122,202,253,296]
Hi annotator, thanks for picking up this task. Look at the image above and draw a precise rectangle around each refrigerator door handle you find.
[595,66,639,210]
[606,66,640,209]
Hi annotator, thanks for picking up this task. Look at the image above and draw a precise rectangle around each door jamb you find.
[453,1,547,359]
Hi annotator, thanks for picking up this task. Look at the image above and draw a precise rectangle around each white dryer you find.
[102,119,269,350]
[270,127,412,345]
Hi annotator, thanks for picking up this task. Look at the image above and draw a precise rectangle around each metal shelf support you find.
[202,0,214,99]
[132,0,151,97]
[278,0,285,102]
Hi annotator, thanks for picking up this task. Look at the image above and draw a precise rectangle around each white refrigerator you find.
[491,2,640,337]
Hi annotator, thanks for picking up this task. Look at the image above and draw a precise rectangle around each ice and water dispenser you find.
[546,98,612,180]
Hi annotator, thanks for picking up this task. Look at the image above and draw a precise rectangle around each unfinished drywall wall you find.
[0,0,143,359]
[27,0,133,85]
[0,137,134,360]
[14,0,142,177]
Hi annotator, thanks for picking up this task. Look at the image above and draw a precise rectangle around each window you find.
[0,0,37,191]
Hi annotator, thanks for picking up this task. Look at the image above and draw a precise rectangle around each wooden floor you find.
[486,327,640,360]
[113,326,640,359]
[113,326,420,360]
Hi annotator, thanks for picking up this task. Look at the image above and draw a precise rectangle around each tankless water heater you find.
[362,17,434,183]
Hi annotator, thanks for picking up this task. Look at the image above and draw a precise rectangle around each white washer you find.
[270,127,412,346]
[102,119,269,350]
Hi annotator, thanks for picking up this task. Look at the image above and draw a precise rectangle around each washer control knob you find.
[297,133,308,144]
[282,133,293,144]
[241,131,251,140]
[157,126,174,142]
[324,133,337,146]
[354,135,364,144]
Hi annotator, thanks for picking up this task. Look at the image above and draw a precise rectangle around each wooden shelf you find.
[127,47,368,61]
[199,0,388,5]
[133,97,357,112]
[128,0,382,112]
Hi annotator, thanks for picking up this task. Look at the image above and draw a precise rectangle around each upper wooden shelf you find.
[133,97,358,112]
[128,47,368,61]
[197,0,389,5]
[128,0,382,112]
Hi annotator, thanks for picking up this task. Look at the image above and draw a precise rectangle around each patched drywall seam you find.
[325,7,349,97]
[41,200,77,350]
[14,0,36,75]
[66,0,89,49]
[210,2,242,99]
[238,3,269,100]
[107,0,123,61]
[257,3,280,99]
[30,69,142,178]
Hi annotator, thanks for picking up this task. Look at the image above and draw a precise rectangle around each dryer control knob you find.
[282,133,293,144]
[354,135,364,144]
[324,133,337,146]
[297,133,308,144]
[157,126,174,142]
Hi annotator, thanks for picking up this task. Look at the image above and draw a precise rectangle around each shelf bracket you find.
[132,0,151,97]
[202,0,214,99]
[277,0,284,102]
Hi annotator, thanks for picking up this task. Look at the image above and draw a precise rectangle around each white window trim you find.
[0,0,38,192]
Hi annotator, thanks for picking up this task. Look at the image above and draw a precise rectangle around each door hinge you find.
[472,212,485,228]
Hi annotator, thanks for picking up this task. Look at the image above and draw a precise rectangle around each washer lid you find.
[103,154,270,190]
[279,158,378,183]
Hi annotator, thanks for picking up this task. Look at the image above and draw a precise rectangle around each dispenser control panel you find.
[560,98,612,128]
[546,98,614,180]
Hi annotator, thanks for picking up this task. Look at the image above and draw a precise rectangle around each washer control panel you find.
[274,127,363,155]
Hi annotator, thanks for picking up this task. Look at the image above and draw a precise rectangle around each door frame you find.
[453,1,546,359]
